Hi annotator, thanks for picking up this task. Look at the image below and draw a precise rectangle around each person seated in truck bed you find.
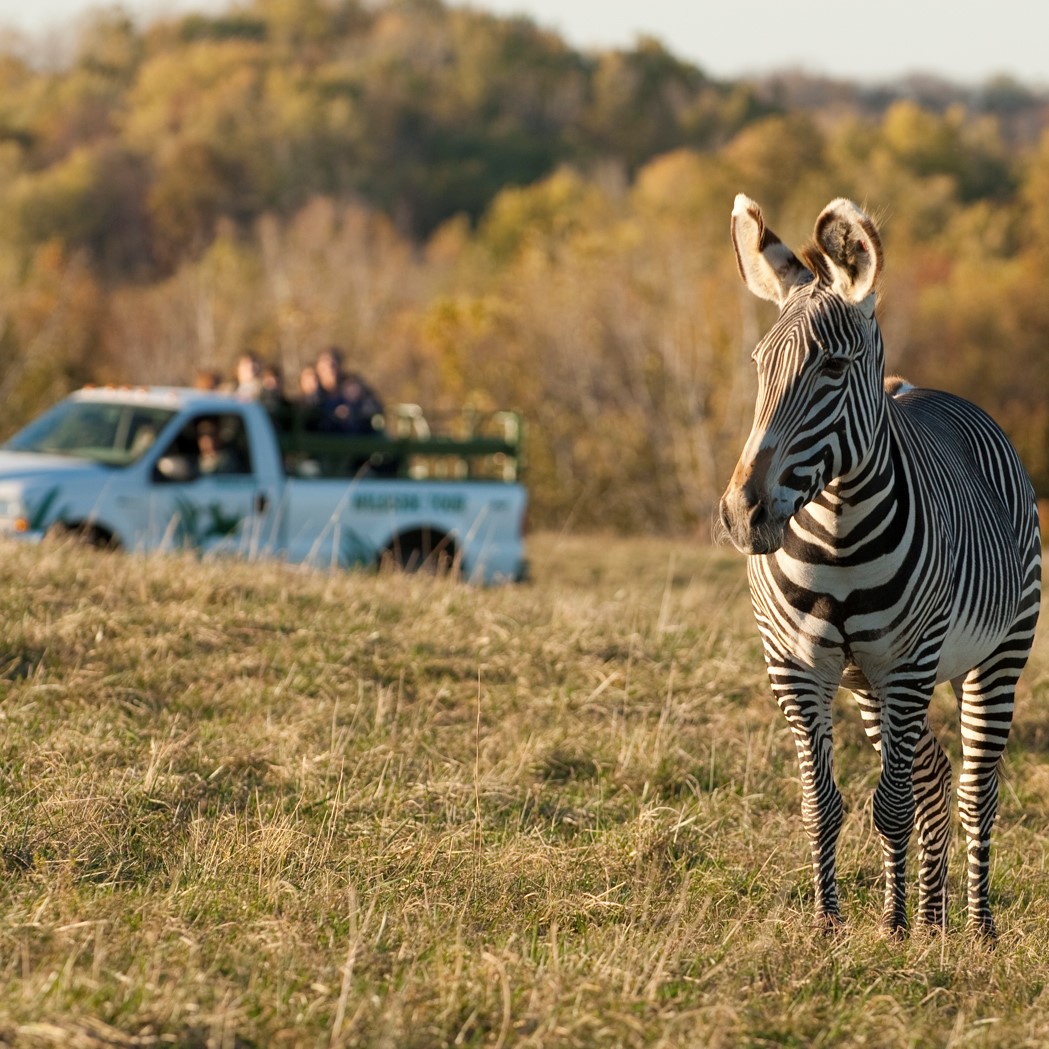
[314,346,384,434]
[255,362,294,429]
[298,364,321,407]
[234,352,264,398]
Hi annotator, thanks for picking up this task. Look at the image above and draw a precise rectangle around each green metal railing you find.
[276,404,523,482]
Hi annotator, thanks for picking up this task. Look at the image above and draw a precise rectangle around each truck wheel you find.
[380,528,458,576]
[47,522,120,551]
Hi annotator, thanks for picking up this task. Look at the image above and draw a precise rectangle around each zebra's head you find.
[719,195,885,555]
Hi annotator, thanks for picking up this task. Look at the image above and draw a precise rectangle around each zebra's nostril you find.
[748,500,769,530]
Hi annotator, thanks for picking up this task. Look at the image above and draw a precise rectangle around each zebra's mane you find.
[883,374,915,398]
[797,243,832,286]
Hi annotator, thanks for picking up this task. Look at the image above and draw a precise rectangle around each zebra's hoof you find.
[915,916,949,936]
[880,915,908,940]
[965,917,998,944]
[815,912,845,936]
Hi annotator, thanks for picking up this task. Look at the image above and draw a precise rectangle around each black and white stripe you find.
[720,195,1041,937]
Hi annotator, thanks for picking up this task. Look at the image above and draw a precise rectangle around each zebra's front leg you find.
[770,665,843,928]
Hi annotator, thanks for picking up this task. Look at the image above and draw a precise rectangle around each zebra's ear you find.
[731,194,812,306]
[813,199,883,315]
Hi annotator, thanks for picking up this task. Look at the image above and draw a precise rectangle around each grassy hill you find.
[0,533,1048,1046]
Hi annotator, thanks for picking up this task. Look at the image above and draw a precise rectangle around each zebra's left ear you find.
[813,199,883,316]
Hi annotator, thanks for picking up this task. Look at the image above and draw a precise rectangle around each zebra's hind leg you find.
[956,654,1024,940]
[853,682,937,935]
[911,720,953,928]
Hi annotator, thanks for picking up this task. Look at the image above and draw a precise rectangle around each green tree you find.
[1,242,105,429]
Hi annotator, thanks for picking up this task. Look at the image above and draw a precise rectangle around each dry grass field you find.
[1,532,1048,1047]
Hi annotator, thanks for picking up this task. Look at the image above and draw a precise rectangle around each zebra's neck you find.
[799,396,901,548]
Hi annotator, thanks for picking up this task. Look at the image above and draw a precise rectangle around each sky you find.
[1,0,1047,88]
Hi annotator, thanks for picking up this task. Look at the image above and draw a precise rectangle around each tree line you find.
[2,0,1048,532]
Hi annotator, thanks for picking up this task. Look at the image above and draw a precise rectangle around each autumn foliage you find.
[2,0,1048,532]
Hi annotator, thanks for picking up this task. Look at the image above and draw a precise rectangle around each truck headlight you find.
[0,497,30,532]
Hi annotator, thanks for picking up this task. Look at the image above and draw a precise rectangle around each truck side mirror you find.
[155,454,199,483]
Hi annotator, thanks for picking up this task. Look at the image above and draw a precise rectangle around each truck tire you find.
[47,521,120,551]
[380,528,458,576]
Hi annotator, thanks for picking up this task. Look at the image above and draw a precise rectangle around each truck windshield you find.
[4,400,178,466]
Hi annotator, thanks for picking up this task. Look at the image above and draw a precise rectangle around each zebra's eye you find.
[821,356,849,379]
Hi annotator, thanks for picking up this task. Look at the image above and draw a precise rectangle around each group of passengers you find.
[295,347,385,435]
[193,346,384,436]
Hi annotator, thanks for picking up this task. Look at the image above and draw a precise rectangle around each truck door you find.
[140,411,270,555]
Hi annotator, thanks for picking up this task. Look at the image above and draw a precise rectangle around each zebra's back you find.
[890,386,1041,684]
[891,386,1039,559]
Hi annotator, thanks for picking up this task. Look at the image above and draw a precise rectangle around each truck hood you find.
[0,449,111,483]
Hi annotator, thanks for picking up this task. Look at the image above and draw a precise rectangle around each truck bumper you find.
[0,523,44,544]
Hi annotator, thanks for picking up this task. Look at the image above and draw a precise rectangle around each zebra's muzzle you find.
[718,483,786,555]
[719,446,791,554]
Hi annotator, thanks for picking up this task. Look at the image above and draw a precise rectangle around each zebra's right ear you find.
[731,194,812,306]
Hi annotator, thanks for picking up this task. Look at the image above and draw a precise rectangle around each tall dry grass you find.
[0,533,1048,1046]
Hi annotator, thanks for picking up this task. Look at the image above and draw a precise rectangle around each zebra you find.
[718,194,1041,938]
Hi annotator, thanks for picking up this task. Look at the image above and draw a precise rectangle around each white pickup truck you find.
[0,386,528,583]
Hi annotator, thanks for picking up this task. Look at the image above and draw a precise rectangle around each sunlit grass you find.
[0,532,1047,1046]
